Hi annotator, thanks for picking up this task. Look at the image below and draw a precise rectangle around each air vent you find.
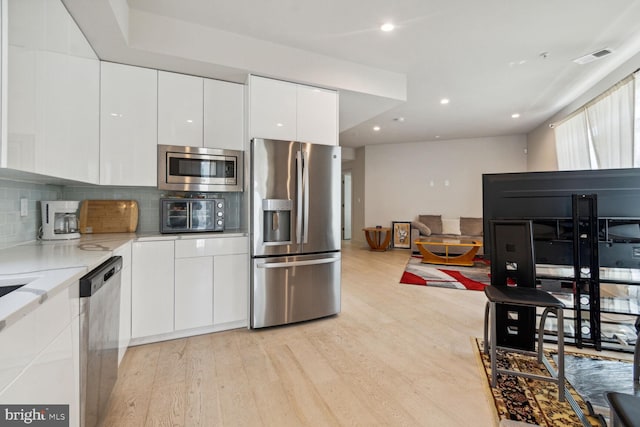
[573,48,613,65]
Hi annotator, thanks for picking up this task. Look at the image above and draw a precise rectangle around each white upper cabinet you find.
[5,0,100,183]
[158,71,203,147]
[249,76,298,141]
[248,75,338,146]
[297,85,339,146]
[100,62,158,186]
[204,79,244,150]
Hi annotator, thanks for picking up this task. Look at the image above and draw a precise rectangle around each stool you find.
[483,285,566,401]
[605,392,640,427]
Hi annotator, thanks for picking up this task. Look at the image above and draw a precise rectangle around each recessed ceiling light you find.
[440,98,450,105]
[511,113,521,119]
[508,59,527,67]
[373,126,381,131]
[276,123,284,127]
[380,23,395,32]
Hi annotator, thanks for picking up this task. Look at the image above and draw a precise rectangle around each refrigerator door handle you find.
[302,150,310,244]
[256,257,339,269]
[296,150,303,243]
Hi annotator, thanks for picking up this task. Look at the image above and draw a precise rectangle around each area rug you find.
[472,338,606,427]
[399,256,490,290]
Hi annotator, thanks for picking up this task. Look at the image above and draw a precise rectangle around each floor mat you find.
[400,256,490,290]
[473,338,609,426]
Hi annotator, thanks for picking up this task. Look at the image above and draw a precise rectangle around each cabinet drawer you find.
[175,237,248,258]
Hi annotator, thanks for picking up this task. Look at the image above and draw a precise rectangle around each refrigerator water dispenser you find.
[263,199,292,243]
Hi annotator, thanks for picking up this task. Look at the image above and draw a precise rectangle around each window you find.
[555,73,637,170]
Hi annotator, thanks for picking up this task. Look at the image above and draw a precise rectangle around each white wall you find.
[345,147,366,244]
[363,135,527,227]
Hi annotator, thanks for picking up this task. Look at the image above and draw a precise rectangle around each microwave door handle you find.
[296,150,303,244]
[303,150,309,244]
[187,202,192,229]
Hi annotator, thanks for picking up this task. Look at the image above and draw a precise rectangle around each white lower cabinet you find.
[131,236,248,343]
[0,280,81,427]
[174,256,214,331]
[131,240,175,339]
[214,253,249,325]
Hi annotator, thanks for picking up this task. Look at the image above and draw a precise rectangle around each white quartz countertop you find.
[0,231,247,327]
[0,234,135,275]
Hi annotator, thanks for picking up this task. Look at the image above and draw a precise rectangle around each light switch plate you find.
[20,198,28,217]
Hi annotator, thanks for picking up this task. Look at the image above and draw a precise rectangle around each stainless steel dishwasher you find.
[79,256,122,427]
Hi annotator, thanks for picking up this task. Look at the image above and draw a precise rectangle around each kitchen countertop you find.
[0,230,247,329]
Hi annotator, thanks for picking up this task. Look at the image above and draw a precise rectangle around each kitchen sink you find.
[0,284,26,298]
[0,275,40,298]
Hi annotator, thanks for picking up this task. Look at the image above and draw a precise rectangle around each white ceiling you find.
[63,0,640,148]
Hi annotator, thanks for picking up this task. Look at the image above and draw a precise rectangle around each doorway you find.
[342,172,352,240]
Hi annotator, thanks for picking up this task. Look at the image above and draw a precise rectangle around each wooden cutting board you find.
[79,200,139,234]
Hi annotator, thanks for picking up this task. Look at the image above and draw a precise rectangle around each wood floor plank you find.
[184,343,222,426]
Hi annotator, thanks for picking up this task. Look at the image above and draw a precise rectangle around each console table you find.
[363,227,391,251]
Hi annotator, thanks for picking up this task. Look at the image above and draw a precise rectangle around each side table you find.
[363,227,391,251]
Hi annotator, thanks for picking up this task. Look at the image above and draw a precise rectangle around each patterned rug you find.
[399,256,490,290]
[472,338,605,426]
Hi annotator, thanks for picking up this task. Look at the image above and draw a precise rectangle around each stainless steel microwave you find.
[158,145,243,192]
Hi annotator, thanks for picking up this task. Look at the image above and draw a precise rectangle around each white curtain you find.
[586,79,634,169]
[554,111,592,170]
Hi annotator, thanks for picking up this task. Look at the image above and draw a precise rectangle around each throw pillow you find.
[418,215,442,235]
[460,217,483,236]
[412,220,431,236]
[442,218,461,235]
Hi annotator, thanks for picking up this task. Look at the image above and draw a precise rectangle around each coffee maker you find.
[41,200,81,240]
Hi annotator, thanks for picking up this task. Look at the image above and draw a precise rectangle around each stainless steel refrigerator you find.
[250,138,341,328]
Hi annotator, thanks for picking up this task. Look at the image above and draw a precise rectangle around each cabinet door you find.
[174,257,214,330]
[131,240,175,338]
[204,79,244,150]
[249,76,297,140]
[297,85,338,146]
[0,322,80,427]
[213,253,248,326]
[100,63,158,186]
[114,241,132,365]
[6,0,100,183]
[158,71,203,147]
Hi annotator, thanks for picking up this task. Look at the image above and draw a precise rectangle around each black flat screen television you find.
[482,168,640,268]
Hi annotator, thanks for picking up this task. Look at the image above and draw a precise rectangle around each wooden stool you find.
[483,285,566,401]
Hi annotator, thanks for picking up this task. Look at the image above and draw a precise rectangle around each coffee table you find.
[414,238,482,266]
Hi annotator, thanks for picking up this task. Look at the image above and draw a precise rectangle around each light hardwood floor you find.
[103,241,496,426]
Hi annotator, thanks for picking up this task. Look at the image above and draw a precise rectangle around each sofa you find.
[410,215,484,256]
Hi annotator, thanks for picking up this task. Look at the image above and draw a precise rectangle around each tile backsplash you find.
[0,179,63,248]
[0,178,244,248]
